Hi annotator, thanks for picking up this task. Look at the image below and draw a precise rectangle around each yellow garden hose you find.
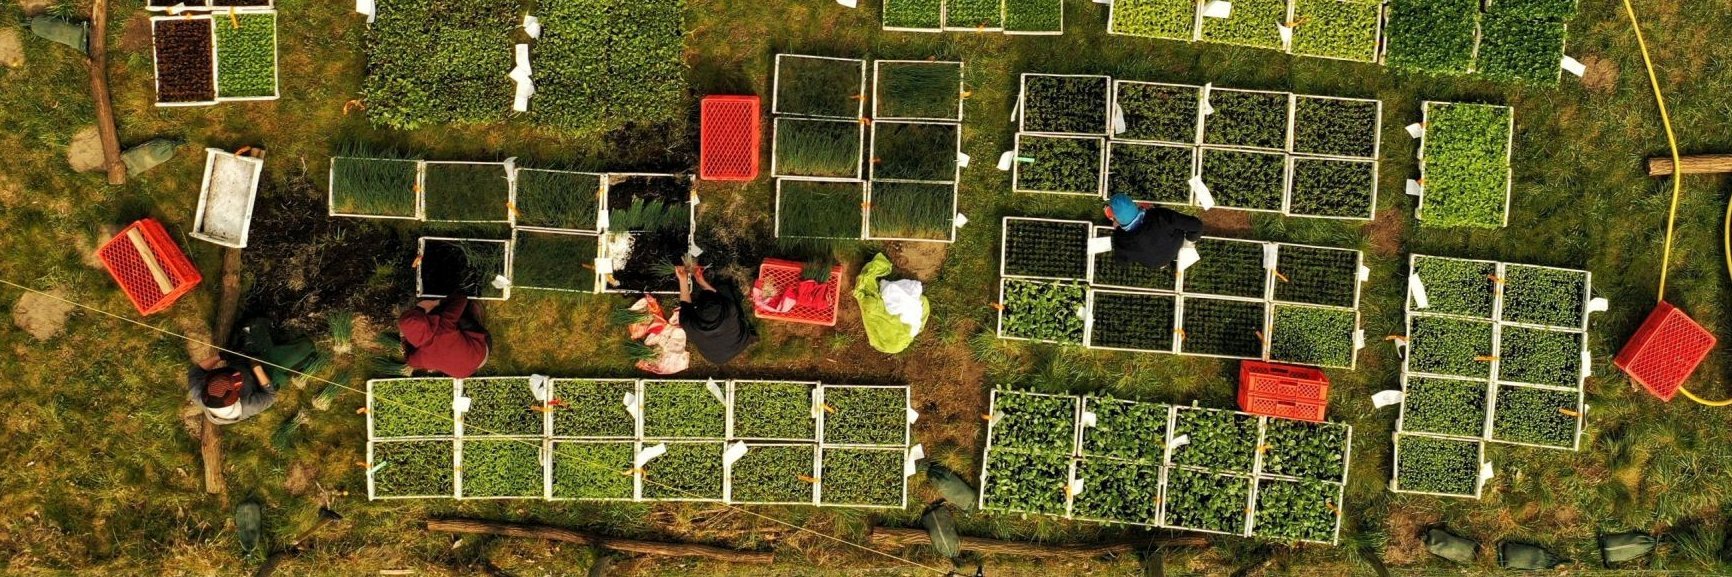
[1622,0,1732,406]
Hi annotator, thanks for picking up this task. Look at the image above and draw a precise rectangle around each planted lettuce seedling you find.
[1170,407,1259,473]
[371,378,456,438]
[1164,468,1251,534]
[1072,458,1162,525]
[822,386,908,446]
[641,441,725,500]
[551,379,637,438]
[1260,419,1350,482]
[1419,102,1513,229]
[990,390,1079,453]
[1000,279,1088,344]
[1394,434,1481,496]
[1109,0,1197,40]
[462,377,543,436]
[1253,478,1340,542]
[1399,376,1489,438]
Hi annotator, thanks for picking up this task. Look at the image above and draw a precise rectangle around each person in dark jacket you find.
[1106,193,1203,270]
[398,293,490,378]
[186,356,277,425]
[676,263,756,366]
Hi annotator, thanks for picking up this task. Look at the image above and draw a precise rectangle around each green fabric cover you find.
[121,139,180,176]
[29,16,88,54]
[852,253,928,354]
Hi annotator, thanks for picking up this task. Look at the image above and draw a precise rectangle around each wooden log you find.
[86,0,125,185]
[425,518,775,565]
[867,527,1207,559]
[201,248,243,495]
[1647,154,1732,177]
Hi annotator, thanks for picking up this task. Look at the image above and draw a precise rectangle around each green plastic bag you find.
[28,16,88,55]
[1599,532,1656,566]
[1498,541,1567,570]
[121,139,180,176]
[920,505,960,560]
[1424,528,1478,564]
[922,462,979,511]
[852,253,927,354]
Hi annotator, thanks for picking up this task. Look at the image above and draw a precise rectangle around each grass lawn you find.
[4,0,1732,574]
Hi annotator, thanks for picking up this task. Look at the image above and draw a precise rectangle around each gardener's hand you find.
[417,299,440,312]
[674,266,691,284]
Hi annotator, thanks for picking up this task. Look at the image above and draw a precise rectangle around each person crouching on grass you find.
[398,292,490,378]
[1105,193,1203,270]
[187,356,277,425]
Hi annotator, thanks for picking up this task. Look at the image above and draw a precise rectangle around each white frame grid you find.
[365,378,911,507]
[771,54,868,120]
[871,60,966,122]
[415,237,513,301]
[977,391,1351,544]
[327,156,424,220]
[866,117,963,243]
[192,148,264,248]
[509,228,603,294]
[420,160,516,225]
[151,10,281,106]
[1415,101,1516,229]
[511,168,606,234]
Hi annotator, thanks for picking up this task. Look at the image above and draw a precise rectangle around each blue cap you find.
[1109,194,1144,229]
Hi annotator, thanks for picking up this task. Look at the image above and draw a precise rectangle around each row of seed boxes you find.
[771,54,966,243]
[151,10,280,106]
[367,378,917,506]
[1107,0,1385,64]
[882,0,1066,34]
[979,389,1352,544]
[1011,74,1382,221]
[996,217,1368,369]
[1391,254,1599,499]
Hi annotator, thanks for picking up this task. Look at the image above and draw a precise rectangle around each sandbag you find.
[121,139,180,176]
[1423,528,1478,564]
[28,16,88,55]
[1498,541,1567,570]
[922,462,979,511]
[920,506,961,560]
[1599,531,1656,565]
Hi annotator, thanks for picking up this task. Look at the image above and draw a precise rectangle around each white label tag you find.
[687,242,704,258]
[906,407,920,424]
[904,444,926,478]
[623,392,641,420]
[1391,335,1409,358]
[522,15,541,38]
[1177,242,1200,272]
[1068,477,1085,497]
[1111,103,1127,134]
[454,396,472,413]
[957,152,971,167]
[491,274,512,290]
[1080,410,1097,428]
[355,0,376,23]
[953,213,969,228]
[1011,92,1023,123]
[1358,265,1371,283]
[1075,305,1089,319]
[1202,0,1232,18]
[1587,297,1609,313]
[1277,23,1292,46]
[1405,122,1424,139]
[1405,179,1423,197]
[594,258,614,275]
[836,0,858,6]
[1561,55,1587,77]
[1409,273,1430,309]
[1354,329,1366,350]
[996,151,1015,171]
[596,209,610,230]
[1371,390,1404,408]
[636,443,667,469]
[510,44,534,113]
[1087,236,1115,255]
[529,374,551,402]
[1189,176,1215,209]
[1262,243,1279,270]
[1199,84,1215,116]
[1479,461,1495,481]
[1582,349,1594,377]
[723,441,749,467]
[987,410,1002,424]
[1170,434,1190,449]
[706,379,726,404]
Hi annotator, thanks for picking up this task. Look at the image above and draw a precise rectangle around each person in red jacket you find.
[397,293,490,378]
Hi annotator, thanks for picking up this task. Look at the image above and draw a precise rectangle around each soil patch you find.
[1383,506,1440,566]
[0,28,23,69]
[1582,55,1618,94]
[67,126,104,173]
[119,13,153,54]
[885,241,947,281]
[17,0,49,16]
[12,291,74,341]
[1199,209,1251,234]
[1365,206,1406,257]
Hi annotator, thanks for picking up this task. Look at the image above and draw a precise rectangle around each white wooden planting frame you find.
[192,148,263,248]
[1105,141,1198,207]
[1390,433,1488,499]
[1196,146,1290,213]
[415,237,512,301]
[1416,101,1515,229]
[1284,156,1379,221]
[210,9,280,102]
[456,436,548,500]
[1105,0,1199,41]
[1002,0,1065,35]
[546,439,640,502]
[366,377,459,441]
[146,0,275,11]
[1017,73,1113,136]
[726,380,822,443]
[770,117,866,180]
[637,440,729,503]
[727,442,821,506]
[1286,0,1385,64]
[978,389,1083,517]
[941,0,1006,32]
[773,178,867,241]
[816,446,911,509]
[509,228,603,294]
[771,54,868,120]
[1110,80,1205,146]
[1012,133,1107,196]
[998,217,1093,281]
[880,0,946,32]
[420,160,516,225]
[511,168,606,234]
[150,15,219,107]
[367,439,458,500]
[639,379,731,442]
[327,156,424,220]
[549,378,642,440]
[598,172,697,296]
[871,60,965,122]
[817,383,914,448]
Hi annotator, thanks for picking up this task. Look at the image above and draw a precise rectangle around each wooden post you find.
[1647,154,1732,177]
[201,248,244,495]
[425,518,775,564]
[86,0,126,185]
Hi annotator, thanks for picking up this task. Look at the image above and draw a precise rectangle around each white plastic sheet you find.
[881,279,927,336]
[1372,390,1404,408]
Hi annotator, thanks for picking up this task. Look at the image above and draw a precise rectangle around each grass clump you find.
[462,377,542,436]
[514,169,601,230]
[731,445,815,503]
[1395,434,1481,495]
[874,61,961,119]
[373,439,454,497]
[642,381,726,439]
[1421,103,1513,228]
[552,379,637,437]
[1016,136,1104,194]
[1400,377,1489,438]
[1000,279,1087,344]
[1409,315,1495,378]
[1199,148,1286,211]
[513,231,598,292]
[775,118,863,178]
[460,439,543,497]
[777,179,863,240]
[213,13,277,98]
[1290,0,1382,62]
[1107,142,1194,204]
[868,182,953,240]
[820,448,903,507]
[371,378,455,437]
[1109,0,1197,40]
[551,441,634,499]
[822,386,907,446]
[1384,0,1479,74]
[731,381,816,440]
[1269,305,1357,368]
[1289,158,1376,219]
[422,162,510,222]
[641,442,724,500]
[775,55,865,118]
[330,156,419,218]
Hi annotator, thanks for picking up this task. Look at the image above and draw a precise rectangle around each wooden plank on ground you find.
[1648,154,1732,177]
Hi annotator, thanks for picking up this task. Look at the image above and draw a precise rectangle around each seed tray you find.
[872,59,965,121]
[368,439,457,499]
[1201,88,1291,151]
[1012,134,1107,195]
[1198,147,1288,212]
[1407,254,1500,319]
[772,54,867,119]
[416,237,512,301]
[998,278,1089,344]
[1018,74,1112,135]
[730,443,819,505]
[1111,80,1204,144]
[550,378,640,439]
[881,0,945,31]
[1390,433,1485,498]
[1079,396,1173,463]
[728,380,820,442]
[458,377,545,437]
[775,179,867,240]
[870,120,962,183]
[192,148,264,248]
[818,446,909,508]
[1272,244,1363,308]
[1071,458,1165,527]
[944,0,1006,30]
[1181,237,1270,299]
[420,161,514,224]
[1250,477,1346,544]
[368,377,458,439]
[1286,157,1378,221]
[979,446,1075,516]
[1258,418,1352,483]
[1091,226,1180,292]
[1106,0,1200,41]
[1500,264,1590,329]
[1289,0,1384,63]
[511,229,601,293]
[1107,141,1197,205]
[986,389,1082,456]
[1162,467,1254,536]
[1488,383,1583,450]
[1268,305,1360,369]
[512,168,603,232]
[1087,290,1179,353]
[1000,217,1091,280]
[1406,314,1496,379]
[1416,101,1515,229]
[819,384,913,447]
[328,156,423,220]
[1396,375,1491,439]
[866,181,958,243]
[1003,0,1066,35]
[641,379,729,440]
[548,440,637,501]
[1169,405,1261,474]
[1290,95,1382,160]
[457,438,545,499]
[150,16,217,106]
[772,117,866,180]
[640,441,726,502]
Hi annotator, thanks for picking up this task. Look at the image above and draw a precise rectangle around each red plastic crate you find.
[699,95,761,181]
[1239,360,1330,402]
[1615,301,1717,401]
[97,218,203,316]
[752,258,842,326]
[1241,396,1327,422]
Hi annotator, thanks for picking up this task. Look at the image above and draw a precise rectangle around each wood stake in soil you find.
[87,0,125,185]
